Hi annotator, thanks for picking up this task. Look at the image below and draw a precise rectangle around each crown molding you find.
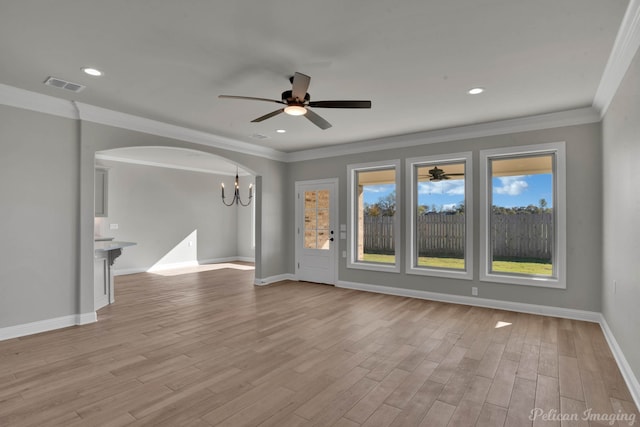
[593,0,640,116]
[0,84,287,162]
[286,107,600,162]
[0,84,78,119]
[0,84,602,165]
[74,102,287,162]
[95,153,251,176]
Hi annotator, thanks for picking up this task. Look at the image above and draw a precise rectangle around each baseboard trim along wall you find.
[599,315,640,411]
[335,279,639,409]
[0,312,97,341]
[254,274,296,286]
[336,280,601,322]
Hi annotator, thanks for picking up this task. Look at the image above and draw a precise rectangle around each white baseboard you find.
[336,280,601,323]
[254,274,297,286]
[113,267,147,276]
[0,312,97,341]
[114,257,256,276]
[599,315,640,410]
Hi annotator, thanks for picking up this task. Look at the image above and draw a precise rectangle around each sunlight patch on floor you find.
[150,262,255,276]
[495,321,513,328]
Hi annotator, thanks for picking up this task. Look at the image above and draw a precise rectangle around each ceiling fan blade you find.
[219,95,285,104]
[304,109,332,130]
[291,72,311,102]
[251,109,284,123]
[308,100,372,109]
[443,173,465,176]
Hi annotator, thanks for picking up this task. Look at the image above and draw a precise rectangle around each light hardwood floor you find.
[0,263,637,426]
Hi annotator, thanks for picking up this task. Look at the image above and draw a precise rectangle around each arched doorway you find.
[87,144,259,312]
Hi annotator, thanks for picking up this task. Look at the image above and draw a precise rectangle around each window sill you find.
[407,266,473,280]
[347,261,400,273]
[480,272,566,289]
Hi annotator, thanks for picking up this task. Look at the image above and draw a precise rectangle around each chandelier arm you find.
[237,196,252,207]
[221,196,237,206]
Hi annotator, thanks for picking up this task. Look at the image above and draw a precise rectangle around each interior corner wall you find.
[602,46,640,383]
[0,105,79,328]
[236,175,256,260]
[99,160,248,273]
[288,122,603,312]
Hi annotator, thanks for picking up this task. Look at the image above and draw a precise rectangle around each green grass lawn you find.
[362,253,552,275]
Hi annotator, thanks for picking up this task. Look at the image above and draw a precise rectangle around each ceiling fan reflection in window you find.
[419,166,465,182]
[218,72,372,130]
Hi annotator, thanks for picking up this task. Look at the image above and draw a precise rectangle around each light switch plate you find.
[110,223,119,230]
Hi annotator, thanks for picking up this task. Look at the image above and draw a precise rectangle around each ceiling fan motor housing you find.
[281,90,310,105]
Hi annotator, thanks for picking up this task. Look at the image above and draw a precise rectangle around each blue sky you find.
[363,174,553,210]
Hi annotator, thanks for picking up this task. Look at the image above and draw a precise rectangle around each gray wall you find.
[97,159,253,273]
[289,122,603,312]
[0,104,288,328]
[0,106,79,327]
[602,47,640,381]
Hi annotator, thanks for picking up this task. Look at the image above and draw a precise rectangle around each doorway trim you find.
[294,178,339,285]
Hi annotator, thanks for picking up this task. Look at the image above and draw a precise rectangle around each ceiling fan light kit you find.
[219,72,372,130]
[284,105,307,116]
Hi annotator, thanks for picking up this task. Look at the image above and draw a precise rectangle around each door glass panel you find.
[317,209,329,230]
[303,190,331,250]
[304,191,316,209]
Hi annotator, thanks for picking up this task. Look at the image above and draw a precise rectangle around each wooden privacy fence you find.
[364,213,553,260]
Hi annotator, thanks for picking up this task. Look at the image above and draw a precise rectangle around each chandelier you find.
[221,168,252,206]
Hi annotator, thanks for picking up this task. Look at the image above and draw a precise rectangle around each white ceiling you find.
[0,0,630,153]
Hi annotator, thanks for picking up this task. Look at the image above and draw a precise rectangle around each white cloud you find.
[418,180,465,195]
[442,203,458,211]
[494,176,528,196]
[364,184,394,193]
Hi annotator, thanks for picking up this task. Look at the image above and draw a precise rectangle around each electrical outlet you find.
[342,251,347,258]
[188,241,193,247]
[472,287,478,296]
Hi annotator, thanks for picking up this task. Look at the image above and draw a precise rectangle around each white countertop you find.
[94,241,137,252]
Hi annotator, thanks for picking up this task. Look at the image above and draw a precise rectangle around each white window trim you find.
[405,152,473,280]
[479,142,566,289]
[347,159,401,273]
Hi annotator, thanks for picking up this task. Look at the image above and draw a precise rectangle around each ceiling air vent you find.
[250,133,269,140]
[43,76,86,93]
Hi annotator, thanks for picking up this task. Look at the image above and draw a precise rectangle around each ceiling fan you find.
[419,166,465,182]
[218,72,372,130]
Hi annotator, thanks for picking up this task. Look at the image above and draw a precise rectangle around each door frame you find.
[294,178,339,285]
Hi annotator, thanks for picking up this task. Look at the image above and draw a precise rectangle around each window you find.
[480,142,566,288]
[406,153,473,279]
[347,160,401,272]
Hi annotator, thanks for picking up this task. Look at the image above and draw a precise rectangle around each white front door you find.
[296,179,338,285]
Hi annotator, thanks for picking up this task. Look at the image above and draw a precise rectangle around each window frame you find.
[347,159,401,273]
[479,142,566,289]
[405,152,473,280]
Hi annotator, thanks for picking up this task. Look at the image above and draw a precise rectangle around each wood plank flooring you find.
[0,262,637,426]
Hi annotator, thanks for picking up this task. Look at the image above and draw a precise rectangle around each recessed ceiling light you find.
[468,87,484,95]
[82,67,103,77]
[276,129,286,133]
